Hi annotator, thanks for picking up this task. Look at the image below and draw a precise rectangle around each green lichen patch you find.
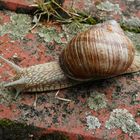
[36,26,64,44]
[121,17,140,33]
[96,1,121,14]
[87,92,107,111]
[36,22,91,46]
[86,115,101,130]
[105,109,140,135]
[62,22,92,42]
[0,12,32,40]
[125,31,140,52]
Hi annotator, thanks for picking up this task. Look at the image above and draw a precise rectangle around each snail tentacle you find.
[3,78,26,87]
[0,55,22,72]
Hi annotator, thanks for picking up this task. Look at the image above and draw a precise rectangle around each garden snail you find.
[0,20,140,95]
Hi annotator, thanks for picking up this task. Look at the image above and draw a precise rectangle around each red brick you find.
[0,1,140,140]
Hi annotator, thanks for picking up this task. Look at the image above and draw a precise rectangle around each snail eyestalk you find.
[0,55,22,73]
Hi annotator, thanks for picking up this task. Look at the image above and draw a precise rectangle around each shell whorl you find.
[59,20,135,81]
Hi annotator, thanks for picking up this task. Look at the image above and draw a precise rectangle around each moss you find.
[39,132,69,140]
[0,119,40,140]
[0,119,15,126]
[121,25,140,33]
[0,119,70,140]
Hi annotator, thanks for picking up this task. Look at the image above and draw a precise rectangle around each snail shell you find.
[59,20,135,81]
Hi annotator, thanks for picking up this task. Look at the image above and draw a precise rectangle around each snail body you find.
[0,20,140,94]
[0,58,79,92]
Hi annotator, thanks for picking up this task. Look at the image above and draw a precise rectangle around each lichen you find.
[62,23,92,42]
[121,17,140,33]
[105,109,140,135]
[0,12,31,40]
[86,115,101,130]
[36,26,64,44]
[96,1,121,14]
[87,92,107,111]
[125,31,140,52]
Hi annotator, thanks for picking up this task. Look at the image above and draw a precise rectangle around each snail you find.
[0,20,140,96]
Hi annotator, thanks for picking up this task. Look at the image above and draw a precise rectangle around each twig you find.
[33,93,38,108]
[51,0,71,17]
[30,12,47,31]
[55,90,71,102]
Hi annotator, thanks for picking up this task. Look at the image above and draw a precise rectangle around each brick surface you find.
[0,0,140,140]
[63,0,140,20]
[0,0,34,12]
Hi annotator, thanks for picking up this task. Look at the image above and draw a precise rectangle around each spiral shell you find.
[59,20,135,81]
